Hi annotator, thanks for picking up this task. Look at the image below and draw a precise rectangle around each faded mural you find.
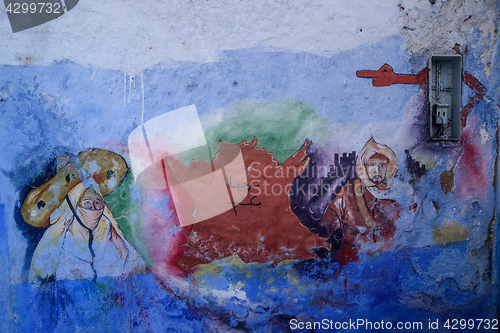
[1,0,499,332]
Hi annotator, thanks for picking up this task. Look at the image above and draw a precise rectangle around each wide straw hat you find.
[21,148,128,228]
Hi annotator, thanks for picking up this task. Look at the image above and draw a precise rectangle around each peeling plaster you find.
[440,166,455,195]
[398,0,497,77]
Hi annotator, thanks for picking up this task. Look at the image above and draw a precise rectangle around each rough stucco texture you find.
[0,1,499,332]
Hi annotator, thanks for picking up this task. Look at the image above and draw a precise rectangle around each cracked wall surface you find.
[0,1,499,332]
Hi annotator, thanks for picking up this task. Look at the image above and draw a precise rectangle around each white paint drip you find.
[141,70,145,128]
[222,74,230,87]
[128,74,132,104]
[141,70,145,148]
[123,73,126,108]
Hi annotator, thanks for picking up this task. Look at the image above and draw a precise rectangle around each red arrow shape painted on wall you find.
[356,64,428,86]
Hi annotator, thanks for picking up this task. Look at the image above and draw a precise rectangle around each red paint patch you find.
[335,243,360,266]
[456,119,491,200]
[142,187,192,278]
[176,138,330,271]
[461,71,486,128]
[356,64,428,86]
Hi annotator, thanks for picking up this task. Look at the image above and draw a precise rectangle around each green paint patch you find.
[194,99,333,164]
[105,172,151,267]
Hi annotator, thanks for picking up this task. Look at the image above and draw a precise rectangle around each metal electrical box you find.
[429,54,462,140]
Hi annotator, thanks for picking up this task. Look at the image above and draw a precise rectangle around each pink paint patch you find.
[141,188,192,278]
[456,119,492,200]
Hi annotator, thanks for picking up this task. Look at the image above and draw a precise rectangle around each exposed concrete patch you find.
[432,221,469,245]
[440,165,455,195]
[480,124,491,144]
[399,0,497,77]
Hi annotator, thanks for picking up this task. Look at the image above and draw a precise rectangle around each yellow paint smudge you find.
[432,221,469,245]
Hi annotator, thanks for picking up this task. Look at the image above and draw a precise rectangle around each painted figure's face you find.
[78,187,104,211]
[366,155,388,184]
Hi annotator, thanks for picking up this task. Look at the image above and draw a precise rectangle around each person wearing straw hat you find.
[23,148,146,282]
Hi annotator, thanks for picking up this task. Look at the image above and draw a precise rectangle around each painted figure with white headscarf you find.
[22,148,147,282]
[320,138,401,264]
[29,182,146,281]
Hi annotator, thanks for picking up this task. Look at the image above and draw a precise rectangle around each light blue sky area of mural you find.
[0,34,423,171]
[1,32,498,177]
